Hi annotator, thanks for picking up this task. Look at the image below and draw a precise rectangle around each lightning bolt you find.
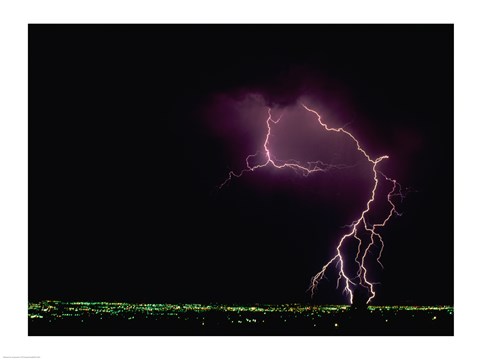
[220,103,402,304]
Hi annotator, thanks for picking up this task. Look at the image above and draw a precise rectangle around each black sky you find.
[29,24,453,305]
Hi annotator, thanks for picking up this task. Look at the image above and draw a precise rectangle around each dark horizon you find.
[29,24,453,306]
[28,299,454,306]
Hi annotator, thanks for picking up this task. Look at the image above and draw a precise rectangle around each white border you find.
[1,1,478,359]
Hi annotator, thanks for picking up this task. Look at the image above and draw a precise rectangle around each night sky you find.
[29,25,453,305]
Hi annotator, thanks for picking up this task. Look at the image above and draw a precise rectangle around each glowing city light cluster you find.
[220,103,404,304]
[28,300,453,321]
[28,301,452,335]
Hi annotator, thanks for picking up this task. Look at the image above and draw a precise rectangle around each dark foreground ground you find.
[29,301,453,336]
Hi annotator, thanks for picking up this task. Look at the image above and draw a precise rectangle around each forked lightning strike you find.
[220,103,402,304]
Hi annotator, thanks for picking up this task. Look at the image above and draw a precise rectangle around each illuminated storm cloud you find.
[216,94,405,304]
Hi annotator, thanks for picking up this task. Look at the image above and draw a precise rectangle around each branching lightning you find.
[220,103,403,304]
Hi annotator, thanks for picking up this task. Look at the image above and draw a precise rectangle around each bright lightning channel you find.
[220,104,402,304]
